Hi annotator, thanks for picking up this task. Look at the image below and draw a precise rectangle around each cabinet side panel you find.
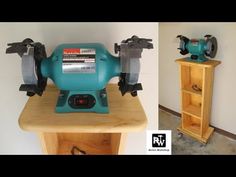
[180,65,189,129]
[202,67,214,134]
[38,132,58,154]
[111,133,127,155]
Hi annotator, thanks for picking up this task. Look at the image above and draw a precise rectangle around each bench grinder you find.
[177,35,217,62]
[6,36,153,113]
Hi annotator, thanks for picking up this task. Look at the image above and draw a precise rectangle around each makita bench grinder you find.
[6,36,153,113]
[177,35,217,62]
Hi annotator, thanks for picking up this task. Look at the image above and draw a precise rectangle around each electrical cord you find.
[192,84,202,92]
[71,146,87,155]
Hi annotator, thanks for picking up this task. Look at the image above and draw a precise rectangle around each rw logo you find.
[146,130,171,154]
[152,134,166,147]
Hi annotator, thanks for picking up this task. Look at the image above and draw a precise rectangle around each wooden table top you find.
[175,58,221,68]
[19,84,147,133]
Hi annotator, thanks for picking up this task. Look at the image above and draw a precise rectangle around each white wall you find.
[0,23,158,154]
[159,22,236,135]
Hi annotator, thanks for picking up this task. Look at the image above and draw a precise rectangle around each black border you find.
[1,2,236,22]
[1,155,236,170]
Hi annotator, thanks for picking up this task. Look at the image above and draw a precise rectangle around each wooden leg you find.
[38,132,58,154]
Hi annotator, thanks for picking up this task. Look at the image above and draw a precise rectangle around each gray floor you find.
[159,109,236,155]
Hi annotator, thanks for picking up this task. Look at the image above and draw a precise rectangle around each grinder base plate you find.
[56,89,109,113]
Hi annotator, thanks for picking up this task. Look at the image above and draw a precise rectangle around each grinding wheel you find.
[205,35,217,58]
[22,46,38,85]
[6,38,47,96]
[177,35,189,55]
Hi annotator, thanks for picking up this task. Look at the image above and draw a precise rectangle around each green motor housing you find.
[41,43,120,113]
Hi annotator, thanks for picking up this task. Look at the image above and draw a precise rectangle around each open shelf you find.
[57,133,111,155]
[181,65,203,96]
[182,92,202,118]
[58,140,112,155]
[55,133,122,155]
[182,113,201,137]
[182,85,202,96]
[182,105,201,118]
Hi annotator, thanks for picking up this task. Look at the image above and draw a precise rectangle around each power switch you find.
[68,94,96,109]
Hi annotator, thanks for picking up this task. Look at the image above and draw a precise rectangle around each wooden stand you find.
[19,84,147,154]
[176,58,221,144]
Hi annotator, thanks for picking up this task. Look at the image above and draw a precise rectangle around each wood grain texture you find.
[190,67,203,89]
[202,67,214,135]
[19,84,147,133]
[111,133,127,154]
[181,64,190,89]
[38,132,58,154]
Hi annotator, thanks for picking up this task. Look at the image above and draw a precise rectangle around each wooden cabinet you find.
[176,58,221,143]
[19,84,147,154]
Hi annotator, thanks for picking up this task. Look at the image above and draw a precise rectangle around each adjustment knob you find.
[114,43,120,54]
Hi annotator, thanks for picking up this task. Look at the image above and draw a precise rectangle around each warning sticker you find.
[62,48,96,73]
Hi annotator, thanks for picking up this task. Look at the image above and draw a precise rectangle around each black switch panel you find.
[68,94,96,109]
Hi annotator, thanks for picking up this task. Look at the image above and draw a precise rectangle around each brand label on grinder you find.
[62,48,96,73]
